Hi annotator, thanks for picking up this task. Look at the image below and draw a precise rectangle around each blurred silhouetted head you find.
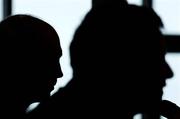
[70,2,173,116]
[0,14,63,104]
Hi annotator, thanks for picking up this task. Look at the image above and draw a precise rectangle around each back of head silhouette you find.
[0,14,63,115]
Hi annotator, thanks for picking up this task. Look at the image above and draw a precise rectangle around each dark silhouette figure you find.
[29,0,174,119]
[160,100,180,119]
[69,0,173,118]
[0,14,63,118]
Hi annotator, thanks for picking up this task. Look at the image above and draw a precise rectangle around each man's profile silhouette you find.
[69,0,173,118]
[0,14,63,118]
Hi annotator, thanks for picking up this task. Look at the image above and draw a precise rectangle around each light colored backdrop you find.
[12,1,180,118]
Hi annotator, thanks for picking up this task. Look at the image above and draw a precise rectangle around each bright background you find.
[13,0,92,94]
[0,0,177,118]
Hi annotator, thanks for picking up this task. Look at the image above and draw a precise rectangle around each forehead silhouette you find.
[0,14,62,60]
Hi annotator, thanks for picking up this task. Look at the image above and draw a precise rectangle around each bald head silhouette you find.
[0,14,63,118]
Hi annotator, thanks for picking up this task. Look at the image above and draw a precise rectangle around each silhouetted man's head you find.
[70,2,174,116]
[0,14,63,104]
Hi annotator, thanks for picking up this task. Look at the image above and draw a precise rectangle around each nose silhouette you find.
[164,61,173,79]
